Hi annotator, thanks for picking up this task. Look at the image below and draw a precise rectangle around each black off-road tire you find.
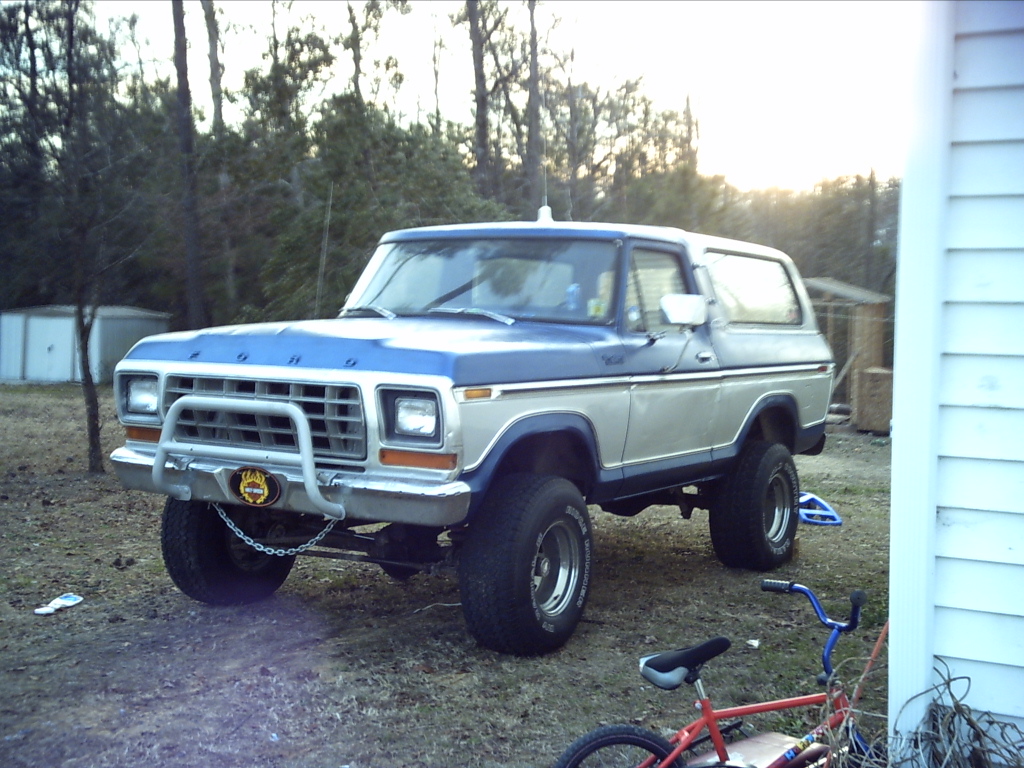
[709,441,799,570]
[161,498,295,605]
[458,473,593,656]
[553,724,681,768]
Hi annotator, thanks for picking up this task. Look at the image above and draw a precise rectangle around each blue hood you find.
[123,317,623,386]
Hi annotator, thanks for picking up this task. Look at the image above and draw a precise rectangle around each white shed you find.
[0,305,170,384]
[890,0,1024,751]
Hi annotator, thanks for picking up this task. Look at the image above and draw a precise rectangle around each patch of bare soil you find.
[0,385,890,768]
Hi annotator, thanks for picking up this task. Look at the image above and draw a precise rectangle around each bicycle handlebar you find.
[760,579,867,678]
[760,579,795,593]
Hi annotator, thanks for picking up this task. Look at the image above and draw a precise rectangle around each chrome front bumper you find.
[111,395,470,526]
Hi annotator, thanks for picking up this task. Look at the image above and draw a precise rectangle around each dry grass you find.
[0,384,890,767]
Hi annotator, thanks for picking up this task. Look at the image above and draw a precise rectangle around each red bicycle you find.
[553,580,888,768]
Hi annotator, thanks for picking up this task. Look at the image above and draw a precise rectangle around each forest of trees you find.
[0,0,898,467]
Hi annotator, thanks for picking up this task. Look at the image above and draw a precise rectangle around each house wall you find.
[890,0,1024,742]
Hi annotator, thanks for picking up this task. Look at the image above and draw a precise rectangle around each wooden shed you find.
[0,305,170,384]
[803,277,893,433]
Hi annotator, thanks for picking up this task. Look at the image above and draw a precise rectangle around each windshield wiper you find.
[427,307,516,325]
[338,305,397,319]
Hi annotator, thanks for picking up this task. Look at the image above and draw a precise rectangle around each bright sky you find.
[98,0,928,192]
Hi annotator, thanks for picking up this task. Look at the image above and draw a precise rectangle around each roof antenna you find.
[537,73,552,223]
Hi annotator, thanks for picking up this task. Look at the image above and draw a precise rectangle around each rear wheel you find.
[161,498,295,604]
[553,724,680,768]
[709,441,799,570]
[458,473,592,656]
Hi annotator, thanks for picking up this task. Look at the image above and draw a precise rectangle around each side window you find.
[625,249,687,333]
[705,252,802,325]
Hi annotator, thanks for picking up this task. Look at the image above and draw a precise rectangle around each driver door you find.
[619,246,720,475]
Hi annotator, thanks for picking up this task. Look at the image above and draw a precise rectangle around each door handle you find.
[696,351,714,363]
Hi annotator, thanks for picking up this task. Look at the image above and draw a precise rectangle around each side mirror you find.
[660,294,707,327]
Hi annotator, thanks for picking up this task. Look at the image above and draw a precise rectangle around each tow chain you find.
[214,502,338,557]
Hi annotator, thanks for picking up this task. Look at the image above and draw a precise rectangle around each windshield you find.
[344,238,619,324]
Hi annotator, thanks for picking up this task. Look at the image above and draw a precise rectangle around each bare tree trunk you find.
[864,169,878,291]
[172,0,207,329]
[200,0,223,135]
[62,0,104,474]
[200,0,236,318]
[346,2,363,101]
[466,1,491,196]
[566,78,580,219]
[524,0,542,215]
[75,302,104,473]
[431,37,444,136]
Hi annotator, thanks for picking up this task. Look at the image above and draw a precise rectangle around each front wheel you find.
[709,441,799,570]
[553,724,681,768]
[161,498,295,605]
[458,474,593,656]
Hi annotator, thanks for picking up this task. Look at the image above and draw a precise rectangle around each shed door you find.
[26,317,76,382]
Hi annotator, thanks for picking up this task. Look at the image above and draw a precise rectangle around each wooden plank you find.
[936,508,1024,566]
[943,304,1024,356]
[935,557,1024,615]
[948,196,1024,249]
[949,143,1024,196]
[939,405,1024,461]
[954,31,1024,89]
[937,456,1024,514]
[951,87,1024,142]
[945,249,1024,302]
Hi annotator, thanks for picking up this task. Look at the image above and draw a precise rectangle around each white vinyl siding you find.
[945,250,1024,301]
[947,197,1024,248]
[936,456,1024,515]
[890,0,1024,740]
[949,143,1024,194]
[935,508,1024,564]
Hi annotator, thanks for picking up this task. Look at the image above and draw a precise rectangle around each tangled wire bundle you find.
[891,661,1024,768]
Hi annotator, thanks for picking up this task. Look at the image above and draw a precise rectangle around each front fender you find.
[458,412,622,519]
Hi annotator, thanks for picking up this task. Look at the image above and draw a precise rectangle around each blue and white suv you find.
[112,214,834,655]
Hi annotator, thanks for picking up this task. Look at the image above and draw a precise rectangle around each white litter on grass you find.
[746,639,760,649]
[34,593,83,615]
[412,602,461,614]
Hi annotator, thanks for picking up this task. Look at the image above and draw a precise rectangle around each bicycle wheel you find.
[553,724,681,768]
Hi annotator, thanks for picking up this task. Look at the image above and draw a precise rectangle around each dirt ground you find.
[0,384,890,768]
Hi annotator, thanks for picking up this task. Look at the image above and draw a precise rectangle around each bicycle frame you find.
[643,685,852,768]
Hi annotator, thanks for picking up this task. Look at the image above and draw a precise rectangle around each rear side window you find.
[705,251,802,325]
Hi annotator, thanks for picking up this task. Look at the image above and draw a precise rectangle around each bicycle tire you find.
[553,724,681,768]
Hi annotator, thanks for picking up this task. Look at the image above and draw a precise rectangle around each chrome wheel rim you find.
[532,513,582,619]
[764,470,794,544]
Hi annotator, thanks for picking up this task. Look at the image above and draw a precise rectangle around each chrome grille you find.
[164,376,366,468]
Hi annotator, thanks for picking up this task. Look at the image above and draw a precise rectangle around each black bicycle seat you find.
[639,636,731,690]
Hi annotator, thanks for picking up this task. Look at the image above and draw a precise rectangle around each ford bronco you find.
[111,213,834,655]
